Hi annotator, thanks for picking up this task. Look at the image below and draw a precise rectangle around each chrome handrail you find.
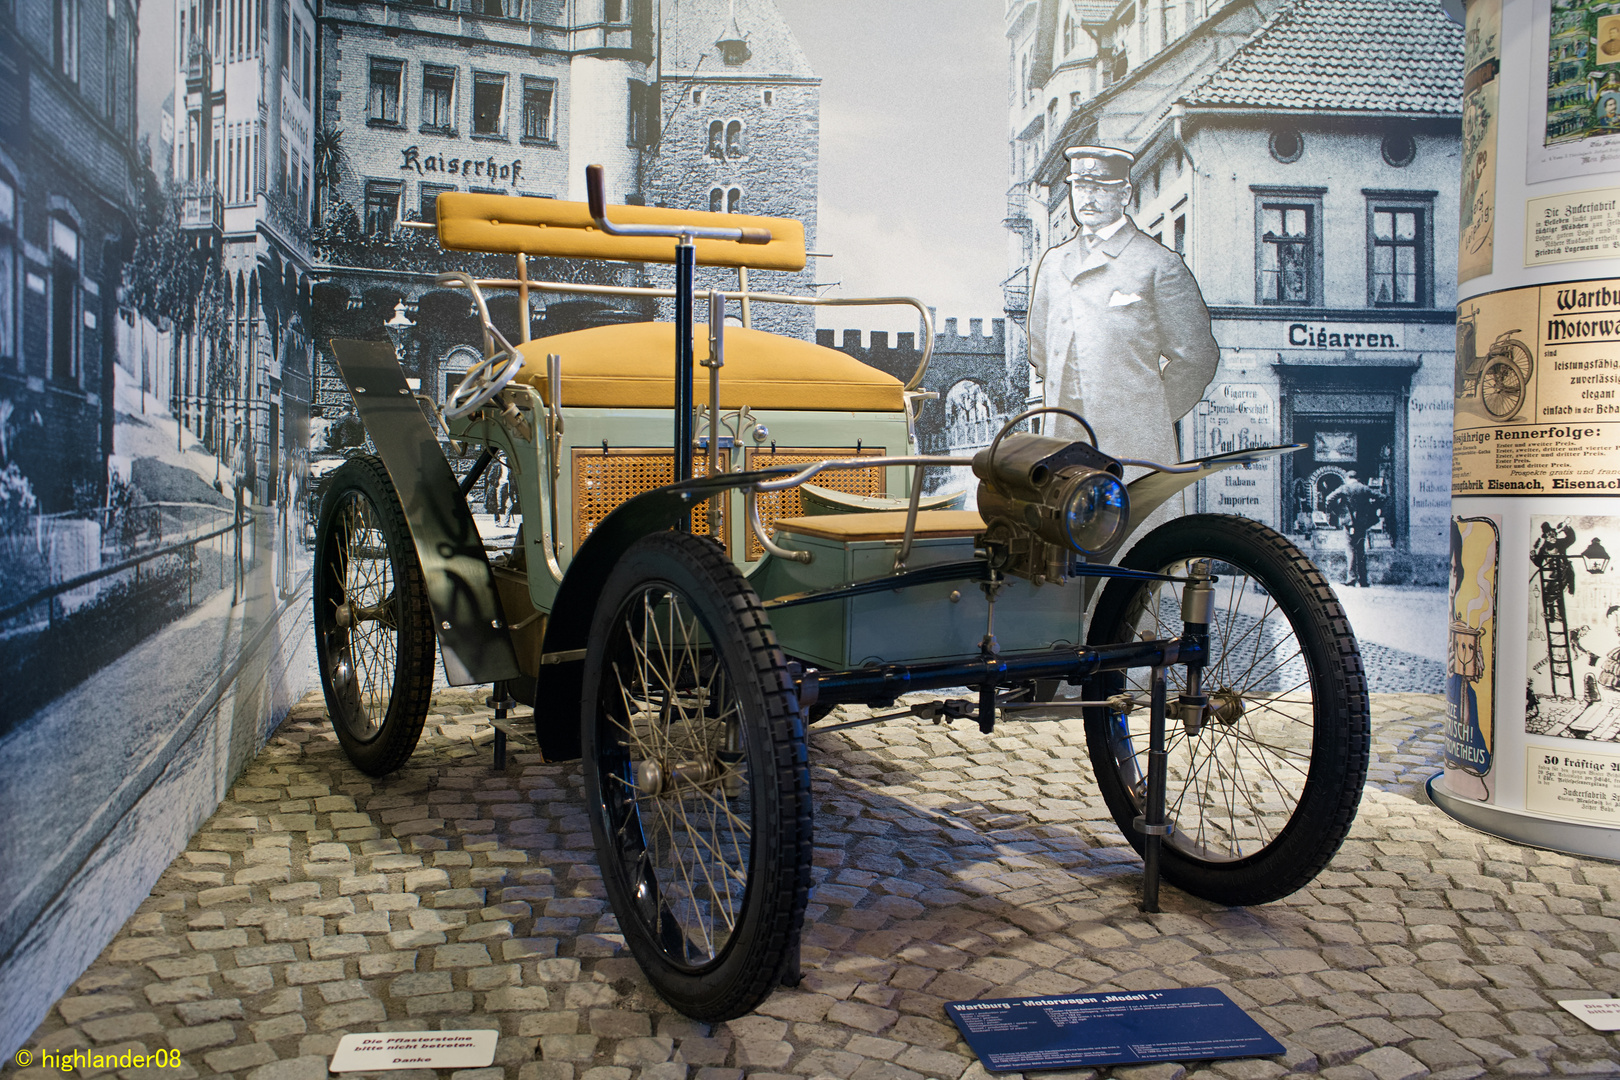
[752,454,972,493]
[444,276,938,391]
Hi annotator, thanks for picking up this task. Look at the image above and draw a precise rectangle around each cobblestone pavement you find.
[7,691,1620,1080]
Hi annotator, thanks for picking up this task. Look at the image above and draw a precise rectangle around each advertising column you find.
[1435,0,1620,855]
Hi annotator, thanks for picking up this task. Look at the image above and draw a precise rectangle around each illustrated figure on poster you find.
[1595,605,1620,700]
[1530,520,1577,596]
[1324,470,1382,587]
[1446,516,1498,801]
[1602,92,1620,127]
[1525,515,1620,742]
[1027,145,1219,534]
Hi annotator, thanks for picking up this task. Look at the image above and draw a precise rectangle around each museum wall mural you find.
[0,0,1468,1053]
[0,0,317,1052]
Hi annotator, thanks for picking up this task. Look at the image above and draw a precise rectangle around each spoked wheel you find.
[1481,358,1526,420]
[582,531,811,1022]
[314,455,434,776]
[1085,515,1369,906]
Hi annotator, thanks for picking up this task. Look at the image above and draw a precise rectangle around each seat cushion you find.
[513,322,905,412]
[773,510,986,542]
[437,192,806,271]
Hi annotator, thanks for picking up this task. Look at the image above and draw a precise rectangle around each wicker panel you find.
[572,449,723,552]
[743,448,886,560]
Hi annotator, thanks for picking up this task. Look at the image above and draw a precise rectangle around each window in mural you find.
[422,66,455,132]
[369,59,403,125]
[0,177,13,362]
[521,77,554,141]
[56,0,79,80]
[50,217,80,384]
[1256,195,1320,304]
[364,180,401,238]
[420,183,453,223]
[1368,197,1432,307]
[472,72,505,135]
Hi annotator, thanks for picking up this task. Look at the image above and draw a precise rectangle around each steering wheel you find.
[444,345,526,421]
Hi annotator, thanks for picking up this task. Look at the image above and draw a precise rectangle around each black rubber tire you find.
[314,455,434,776]
[1085,514,1369,906]
[582,531,811,1022]
[1481,358,1525,420]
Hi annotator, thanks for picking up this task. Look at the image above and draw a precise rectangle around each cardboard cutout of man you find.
[1028,146,1220,533]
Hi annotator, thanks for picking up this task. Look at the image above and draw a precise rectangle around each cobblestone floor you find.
[7,691,1620,1080]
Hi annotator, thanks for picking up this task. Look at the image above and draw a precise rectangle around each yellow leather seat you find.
[514,321,905,412]
[773,510,986,542]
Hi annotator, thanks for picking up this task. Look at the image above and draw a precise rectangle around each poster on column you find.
[1451,277,1620,494]
[1443,0,1620,855]
[1525,513,1620,744]
[1445,515,1499,802]
[1531,0,1620,184]
[1461,0,1501,281]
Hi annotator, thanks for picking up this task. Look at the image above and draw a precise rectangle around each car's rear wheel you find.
[314,455,434,776]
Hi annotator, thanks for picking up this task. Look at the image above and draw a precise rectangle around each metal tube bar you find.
[517,254,531,344]
[1141,667,1169,913]
[674,239,696,528]
[706,290,724,479]
[748,493,812,564]
[893,464,925,571]
[435,277,937,389]
[458,448,495,499]
[754,455,971,493]
[977,679,998,735]
[806,637,1194,706]
[545,353,564,565]
[705,290,725,539]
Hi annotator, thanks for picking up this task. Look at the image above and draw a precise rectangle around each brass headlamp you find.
[973,429,1130,580]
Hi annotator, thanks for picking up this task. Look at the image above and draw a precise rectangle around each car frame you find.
[315,166,1371,1022]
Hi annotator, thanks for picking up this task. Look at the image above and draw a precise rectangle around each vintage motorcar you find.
[316,167,1370,1023]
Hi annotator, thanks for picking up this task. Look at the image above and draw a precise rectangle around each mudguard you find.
[1124,444,1303,535]
[328,338,520,686]
[530,468,794,762]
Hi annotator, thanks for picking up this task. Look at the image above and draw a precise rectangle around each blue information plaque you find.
[945,988,1284,1072]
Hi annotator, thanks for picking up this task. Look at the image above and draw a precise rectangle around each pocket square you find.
[1108,290,1142,307]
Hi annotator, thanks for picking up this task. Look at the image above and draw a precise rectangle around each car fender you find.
[530,467,793,761]
[1124,444,1303,539]
[328,338,520,687]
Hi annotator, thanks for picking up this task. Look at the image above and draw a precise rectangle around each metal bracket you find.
[1133,816,1171,837]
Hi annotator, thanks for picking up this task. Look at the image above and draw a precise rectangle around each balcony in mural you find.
[179,179,223,234]
[185,38,211,93]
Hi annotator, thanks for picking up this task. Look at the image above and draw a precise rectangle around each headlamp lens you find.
[1061,470,1128,555]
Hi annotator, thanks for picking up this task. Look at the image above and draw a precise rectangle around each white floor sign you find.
[329,1030,498,1072]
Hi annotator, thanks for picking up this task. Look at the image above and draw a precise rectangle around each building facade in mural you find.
[170,0,317,519]
[1,0,322,1053]
[0,0,136,520]
[819,317,1025,492]
[1007,0,1461,585]
[312,0,820,432]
